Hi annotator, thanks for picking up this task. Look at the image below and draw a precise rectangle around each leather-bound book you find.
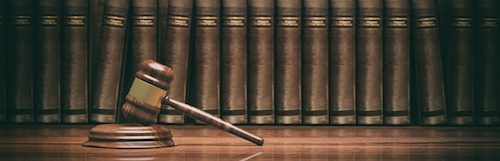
[329,0,356,125]
[302,0,328,125]
[130,0,157,77]
[90,0,130,123]
[35,0,62,123]
[445,0,474,125]
[412,0,447,125]
[356,0,383,125]
[275,0,301,125]
[248,0,274,124]
[0,0,5,123]
[220,0,247,124]
[89,0,105,107]
[476,0,500,126]
[8,0,35,123]
[157,0,168,63]
[383,0,410,125]
[61,0,89,123]
[190,0,220,122]
[159,0,192,124]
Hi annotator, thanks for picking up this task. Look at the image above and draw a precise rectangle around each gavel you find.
[121,60,264,146]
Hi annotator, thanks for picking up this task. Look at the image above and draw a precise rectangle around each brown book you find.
[159,0,193,124]
[356,0,383,125]
[412,0,447,125]
[35,0,62,123]
[302,0,329,124]
[248,0,274,124]
[329,0,356,125]
[275,0,302,124]
[445,0,474,125]
[383,0,411,125]
[190,0,220,123]
[8,0,35,123]
[91,0,130,123]
[221,0,247,124]
[476,0,500,125]
[61,0,89,123]
[130,0,157,77]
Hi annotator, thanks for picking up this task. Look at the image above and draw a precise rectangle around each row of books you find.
[0,0,499,126]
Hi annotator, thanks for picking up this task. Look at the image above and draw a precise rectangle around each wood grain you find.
[0,125,500,160]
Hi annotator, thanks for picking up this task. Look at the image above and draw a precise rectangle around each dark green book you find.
[0,0,5,123]
[8,0,35,123]
[383,0,410,125]
[476,0,500,126]
[445,0,474,125]
[329,0,356,125]
[302,0,329,125]
[275,0,302,124]
[159,0,192,124]
[248,0,275,124]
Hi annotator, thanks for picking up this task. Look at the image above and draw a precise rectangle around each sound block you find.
[83,124,176,149]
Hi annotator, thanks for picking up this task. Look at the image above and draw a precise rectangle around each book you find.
[130,0,157,77]
[89,0,105,119]
[158,0,193,124]
[190,0,220,123]
[0,0,5,123]
[476,0,500,126]
[383,0,410,125]
[157,0,168,64]
[90,0,130,123]
[275,0,302,124]
[302,0,328,125]
[220,0,247,124]
[35,0,61,123]
[61,0,89,123]
[8,0,35,123]
[248,0,275,124]
[445,0,474,125]
[356,0,383,125]
[329,0,356,125]
[412,0,447,125]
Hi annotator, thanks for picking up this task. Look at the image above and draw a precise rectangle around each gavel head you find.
[122,60,174,125]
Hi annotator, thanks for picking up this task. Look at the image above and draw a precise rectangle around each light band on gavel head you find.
[127,78,168,108]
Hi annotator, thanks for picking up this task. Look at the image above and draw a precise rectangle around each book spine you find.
[383,0,410,125]
[446,0,474,125]
[275,0,302,124]
[302,0,328,124]
[8,0,35,123]
[89,0,105,122]
[412,0,447,125]
[35,0,61,123]
[190,0,220,122]
[130,0,157,76]
[248,0,274,124]
[356,0,383,125]
[0,0,5,123]
[90,0,129,123]
[476,0,500,125]
[61,0,89,123]
[329,0,356,125]
[159,0,192,124]
[157,0,168,64]
[221,0,247,124]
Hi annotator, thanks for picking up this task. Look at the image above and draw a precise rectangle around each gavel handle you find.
[163,97,264,146]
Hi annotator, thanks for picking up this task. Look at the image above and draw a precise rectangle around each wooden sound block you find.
[83,124,176,149]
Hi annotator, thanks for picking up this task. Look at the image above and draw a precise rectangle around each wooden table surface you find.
[1,125,500,160]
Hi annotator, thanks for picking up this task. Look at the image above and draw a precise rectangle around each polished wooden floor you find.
[1,125,500,160]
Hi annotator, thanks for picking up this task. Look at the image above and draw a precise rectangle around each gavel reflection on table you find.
[84,60,264,148]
